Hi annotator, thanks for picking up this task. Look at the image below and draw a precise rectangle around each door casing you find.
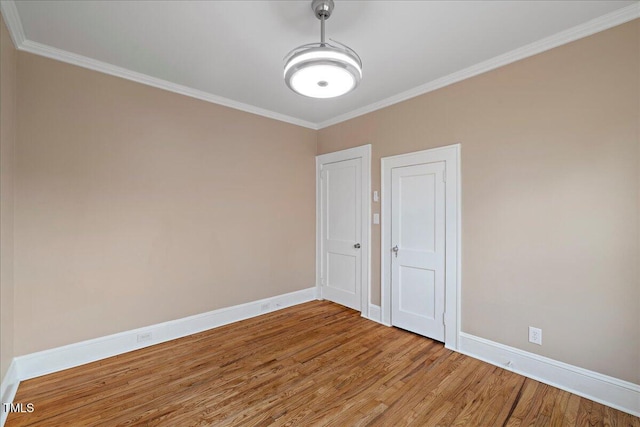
[381,143,461,350]
[316,144,371,317]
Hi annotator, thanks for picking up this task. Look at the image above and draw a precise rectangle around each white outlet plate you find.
[528,326,542,345]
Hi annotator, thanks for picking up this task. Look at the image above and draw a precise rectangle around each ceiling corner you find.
[0,0,25,48]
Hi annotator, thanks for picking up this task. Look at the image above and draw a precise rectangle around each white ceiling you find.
[3,0,639,129]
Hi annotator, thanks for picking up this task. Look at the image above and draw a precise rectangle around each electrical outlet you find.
[261,303,270,312]
[528,327,542,345]
[137,332,152,343]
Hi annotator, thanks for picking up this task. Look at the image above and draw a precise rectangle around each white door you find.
[391,161,446,341]
[319,158,362,311]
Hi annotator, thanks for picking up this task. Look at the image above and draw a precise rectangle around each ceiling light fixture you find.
[284,0,362,99]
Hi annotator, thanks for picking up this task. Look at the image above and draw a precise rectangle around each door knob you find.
[354,243,361,249]
[392,245,399,257]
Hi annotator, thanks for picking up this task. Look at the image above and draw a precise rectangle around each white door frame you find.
[316,145,371,317]
[381,143,461,350]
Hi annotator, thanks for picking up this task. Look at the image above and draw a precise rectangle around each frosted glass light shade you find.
[284,46,362,98]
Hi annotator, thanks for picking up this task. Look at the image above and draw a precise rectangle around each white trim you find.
[315,157,322,303]
[363,304,383,325]
[316,145,371,317]
[0,0,25,48]
[363,147,371,318]
[0,360,20,427]
[458,332,640,417]
[316,3,640,129]
[14,287,316,382]
[18,40,318,130]
[2,0,637,130]
[381,143,461,350]
[0,2,317,132]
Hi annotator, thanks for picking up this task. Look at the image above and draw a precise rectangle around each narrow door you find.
[391,161,446,340]
[320,158,362,311]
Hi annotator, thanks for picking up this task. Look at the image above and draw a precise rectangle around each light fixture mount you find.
[312,0,334,20]
[284,0,362,99]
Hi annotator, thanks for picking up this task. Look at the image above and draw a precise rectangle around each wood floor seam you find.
[5,301,639,427]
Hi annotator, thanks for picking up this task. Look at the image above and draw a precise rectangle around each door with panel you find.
[319,158,362,311]
[391,161,446,341]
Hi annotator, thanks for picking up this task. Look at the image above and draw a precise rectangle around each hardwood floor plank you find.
[564,393,583,426]
[547,389,572,426]
[454,368,523,426]
[590,402,605,426]
[366,351,464,425]
[6,301,639,426]
[403,356,480,425]
[575,397,593,427]
[532,383,560,426]
[502,378,539,427]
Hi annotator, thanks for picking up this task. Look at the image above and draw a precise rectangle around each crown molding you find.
[2,0,638,130]
[0,0,25,47]
[18,40,318,130]
[0,0,317,130]
[316,2,640,129]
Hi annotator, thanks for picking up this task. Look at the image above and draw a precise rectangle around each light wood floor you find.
[7,301,640,426]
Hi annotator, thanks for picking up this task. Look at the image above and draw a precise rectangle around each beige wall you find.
[13,52,317,355]
[319,20,640,384]
[1,15,17,382]
[3,12,638,387]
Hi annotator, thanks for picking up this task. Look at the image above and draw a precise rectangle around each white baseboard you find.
[362,304,383,324]
[15,287,316,382]
[6,297,638,422]
[458,332,640,417]
[1,287,316,426]
[0,359,20,426]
